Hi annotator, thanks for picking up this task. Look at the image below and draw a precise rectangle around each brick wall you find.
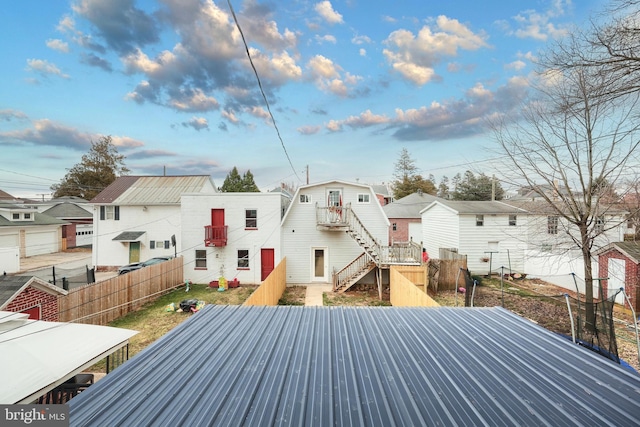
[5,287,59,321]
[389,218,420,244]
[598,250,640,312]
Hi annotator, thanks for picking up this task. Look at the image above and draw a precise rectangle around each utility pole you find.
[306,165,309,185]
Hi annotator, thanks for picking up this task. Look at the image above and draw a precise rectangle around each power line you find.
[226,0,301,183]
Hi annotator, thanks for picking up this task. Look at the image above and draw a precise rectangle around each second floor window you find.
[358,194,370,203]
[100,205,120,220]
[476,215,484,226]
[246,209,257,228]
[548,216,558,234]
[509,215,517,226]
[595,216,605,233]
[299,194,311,203]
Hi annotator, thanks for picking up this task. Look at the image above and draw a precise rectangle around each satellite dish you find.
[171,234,176,247]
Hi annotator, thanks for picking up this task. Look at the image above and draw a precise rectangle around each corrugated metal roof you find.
[69,305,640,426]
[90,175,214,205]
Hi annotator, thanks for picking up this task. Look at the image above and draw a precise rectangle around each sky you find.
[0,0,609,198]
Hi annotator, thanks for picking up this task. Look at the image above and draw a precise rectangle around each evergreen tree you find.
[220,167,260,192]
[50,136,129,200]
[451,171,504,201]
[391,148,436,199]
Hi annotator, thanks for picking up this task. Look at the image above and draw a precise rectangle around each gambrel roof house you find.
[420,200,528,274]
[180,191,290,286]
[90,175,217,270]
[282,180,420,293]
[383,191,440,245]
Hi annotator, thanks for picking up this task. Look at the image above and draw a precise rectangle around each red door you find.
[22,305,41,320]
[261,248,275,281]
[211,209,225,227]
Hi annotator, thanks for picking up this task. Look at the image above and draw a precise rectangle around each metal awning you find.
[112,231,145,242]
[0,311,137,404]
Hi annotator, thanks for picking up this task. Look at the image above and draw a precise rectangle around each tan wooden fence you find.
[390,265,439,307]
[429,259,468,292]
[393,265,428,292]
[243,258,286,306]
[58,257,184,325]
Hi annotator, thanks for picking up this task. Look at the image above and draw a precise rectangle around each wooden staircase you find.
[333,208,382,292]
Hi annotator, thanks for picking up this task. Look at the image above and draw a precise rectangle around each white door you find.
[311,247,328,282]
[607,258,626,304]
[326,189,343,223]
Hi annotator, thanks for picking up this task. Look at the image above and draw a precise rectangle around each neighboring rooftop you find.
[423,199,526,215]
[69,305,640,426]
[90,175,216,205]
[383,191,441,218]
[43,202,93,219]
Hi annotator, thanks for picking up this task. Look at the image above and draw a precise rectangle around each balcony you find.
[204,225,228,247]
[316,205,350,230]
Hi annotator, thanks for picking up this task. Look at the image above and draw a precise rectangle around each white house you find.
[282,180,396,287]
[180,191,290,285]
[420,200,529,274]
[90,175,217,270]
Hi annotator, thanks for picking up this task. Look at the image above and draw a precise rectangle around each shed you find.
[0,275,67,321]
[594,241,640,309]
[69,305,640,426]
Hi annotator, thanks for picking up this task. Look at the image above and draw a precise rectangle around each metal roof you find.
[423,200,526,215]
[69,305,640,426]
[0,311,137,404]
[91,175,215,205]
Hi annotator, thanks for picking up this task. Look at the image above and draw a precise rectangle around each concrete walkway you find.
[305,284,333,306]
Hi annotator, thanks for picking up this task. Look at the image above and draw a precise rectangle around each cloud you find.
[383,16,489,85]
[181,117,209,131]
[315,34,337,44]
[297,125,321,135]
[80,52,113,72]
[314,1,344,25]
[46,39,70,53]
[0,110,28,122]
[168,89,220,112]
[306,55,362,97]
[505,60,526,71]
[359,48,366,57]
[502,1,571,41]
[25,59,70,79]
[239,0,298,51]
[0,119,143,150]
[71,0,159,54]
[134,159,220,176]
[351,35,371,45]
[315,78,529,141]
[126,149,177,159]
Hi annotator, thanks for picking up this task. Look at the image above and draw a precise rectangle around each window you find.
[238,249,249,269]
[627,215,634,229]
[245,209,257,228]
[12,213,19,220]
[392,223,397,231]
[164,240,170,249]
[24,213,31,220]
[195,250,207,268]
[547,216,558,234]
[595,216,605,233]
[150,241,155,249]
[509,215,517,226]
[476,215,484,226]
[358,193,370,203]
[299,194,311,204]
[100,205,120,220]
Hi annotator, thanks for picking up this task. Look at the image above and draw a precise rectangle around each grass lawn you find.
[100,284,256,363]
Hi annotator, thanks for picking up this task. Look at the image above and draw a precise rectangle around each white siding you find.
[92,205,181,268]
[422,203,460,259]
[25,229,58,256]
[282,182,389,284]
[181,193,283,285]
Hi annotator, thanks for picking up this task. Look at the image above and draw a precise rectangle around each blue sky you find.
[0,0,607,198]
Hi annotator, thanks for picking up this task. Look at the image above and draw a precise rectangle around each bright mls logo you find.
[1,405,68,426]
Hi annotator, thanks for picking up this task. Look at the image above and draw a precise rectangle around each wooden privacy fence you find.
[244,258,286,306]
[58,257,184,325]
[390,265,439,307]
[393,265,428,293]
[430,259,468,292]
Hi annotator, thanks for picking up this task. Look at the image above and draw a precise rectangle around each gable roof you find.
[421,199,526,215]
[0,209,68,227]
[42,202,92,219]
[383,191,441,218]
[69,305,640,426]
[594,241,640,263]
[0,275,67,309]
[90,175,215,205]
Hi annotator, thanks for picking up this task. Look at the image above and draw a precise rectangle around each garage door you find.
[25,231,57,256]
[0,233,19,247]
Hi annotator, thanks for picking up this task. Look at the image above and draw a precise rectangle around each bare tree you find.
[492,59,640,328]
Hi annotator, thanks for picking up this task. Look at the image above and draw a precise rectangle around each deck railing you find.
[333,252,375,291]
[204,225,228,247]
[316,203,350,227]
[380,241,422,264]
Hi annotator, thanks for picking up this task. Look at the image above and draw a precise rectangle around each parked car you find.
[118,256,172,275]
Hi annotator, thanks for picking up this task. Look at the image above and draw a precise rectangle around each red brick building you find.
[0,275,67,321]
[382,191,440,246]
[594,242,640,313]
